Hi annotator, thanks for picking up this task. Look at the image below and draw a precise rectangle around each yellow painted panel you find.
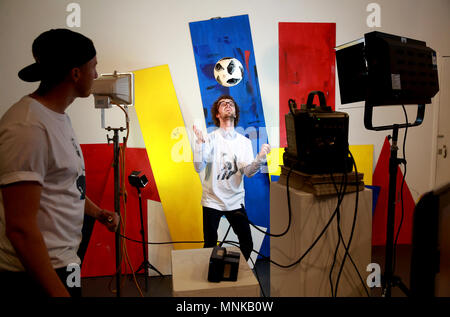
[133,65,203,249]
[349,144,374,186]
[267,147,285,180]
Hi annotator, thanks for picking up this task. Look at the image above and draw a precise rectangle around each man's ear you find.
[71,67,81,82]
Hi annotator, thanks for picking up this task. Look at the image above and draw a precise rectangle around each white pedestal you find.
[270,181,372,297]
[171,247,260,297]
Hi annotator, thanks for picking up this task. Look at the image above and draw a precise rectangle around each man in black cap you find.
[0,29,119,297]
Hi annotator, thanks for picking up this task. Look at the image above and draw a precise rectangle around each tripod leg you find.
[392,275,411,297]
[136,188,150,292]
[133,260,149,292]
[148,262,164,277]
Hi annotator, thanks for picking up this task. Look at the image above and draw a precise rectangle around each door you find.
[435,57,450,188]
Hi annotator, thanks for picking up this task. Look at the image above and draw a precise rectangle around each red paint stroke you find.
[245,50,252,85]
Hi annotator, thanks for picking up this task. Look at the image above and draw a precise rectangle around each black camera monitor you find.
[336,31,439,106]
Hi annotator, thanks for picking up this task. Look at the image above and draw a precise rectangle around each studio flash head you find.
[128,171,148,189]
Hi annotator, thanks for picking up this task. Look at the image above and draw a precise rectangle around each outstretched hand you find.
[257,144,271,160]
[193,125,205,143]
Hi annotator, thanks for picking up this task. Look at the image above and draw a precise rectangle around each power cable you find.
[114,142,368,296]
[222,239,267,297]
[332,150,367,297]
[244,167,294,238]
[328,165,348,297]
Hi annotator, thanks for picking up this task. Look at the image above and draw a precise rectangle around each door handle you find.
[438,145,447,158]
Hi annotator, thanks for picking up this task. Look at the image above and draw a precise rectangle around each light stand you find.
[93,71,134,297]
[381,124,409,297]
[336,31,439,298]
[128,171,163,292]
[365,102,425,297]
[106,126,127,298]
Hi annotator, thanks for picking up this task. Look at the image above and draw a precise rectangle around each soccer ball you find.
[214,57,244,87]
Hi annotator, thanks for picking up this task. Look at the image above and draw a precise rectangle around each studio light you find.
[336,31,440,298]
[336,31,439,131]
[128,170,148,189]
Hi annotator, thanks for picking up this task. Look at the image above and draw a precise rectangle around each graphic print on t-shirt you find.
[71,137,81,158]
[217,152,238,180]
[71,137,85,200]
[76,175,86,200]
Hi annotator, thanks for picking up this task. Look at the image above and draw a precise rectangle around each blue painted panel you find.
[189,15,270,256]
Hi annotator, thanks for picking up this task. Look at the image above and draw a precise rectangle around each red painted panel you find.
[279,22,336,147]
[80,144,160,277]
[372,137,415,245]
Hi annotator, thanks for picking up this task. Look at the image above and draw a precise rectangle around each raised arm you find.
[241,143,271,177]
[193,125,212,173]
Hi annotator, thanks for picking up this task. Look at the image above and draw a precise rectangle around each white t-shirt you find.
[0,95,86,271]
[194,128,258,211]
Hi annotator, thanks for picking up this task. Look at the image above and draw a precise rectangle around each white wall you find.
[1,0,449,201]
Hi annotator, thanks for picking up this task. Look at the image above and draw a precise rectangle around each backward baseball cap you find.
[18,28,96,82]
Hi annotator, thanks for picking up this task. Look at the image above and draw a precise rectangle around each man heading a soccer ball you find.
[193,95,270,261]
